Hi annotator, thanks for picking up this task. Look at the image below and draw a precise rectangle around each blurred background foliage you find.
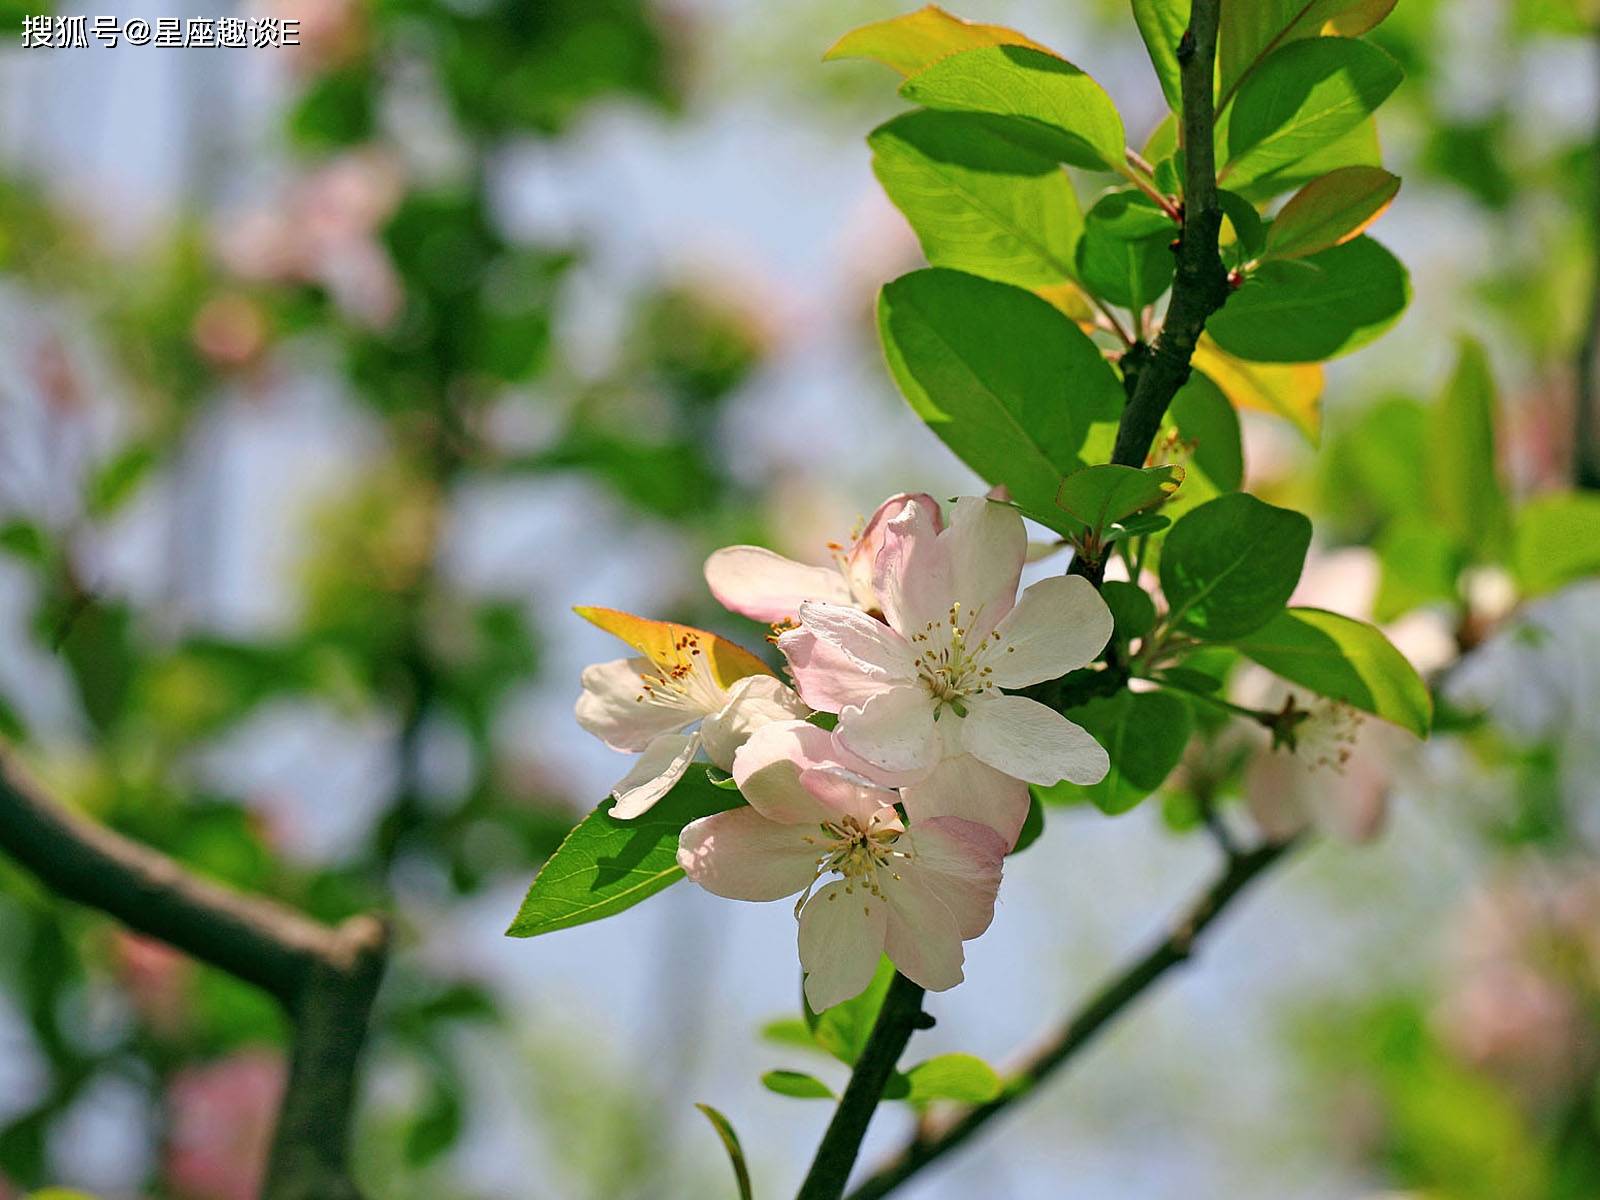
[0,1,1598,1198]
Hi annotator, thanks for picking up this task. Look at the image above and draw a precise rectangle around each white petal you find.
[700,675,810,769]
[704,546,853,623]
[800,880,889,1011]
[678,809,821,901]
[778,628,895,712]
[574,657,694,752]
[838,685,939,774]
[610,732,698,819]
[943,497,1027,639]
[987,575,1114,688]
[882,866,965,993]
[872,497,952,636]
[900,817,1006,939]
[845,493,942,610]
[793,603,917,680]
[960,694,1110,786]
[901,754,1031,849]
[731,721,841,825]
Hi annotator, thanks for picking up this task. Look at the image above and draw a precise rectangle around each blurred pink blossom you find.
[165,1050,286,1200]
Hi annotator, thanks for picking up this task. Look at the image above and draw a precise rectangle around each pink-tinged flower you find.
[778,497,1114,787]
[165,1050,285,1200]
[575,607,808,818]
[704,492,940,623]
[678,721,1006,1009]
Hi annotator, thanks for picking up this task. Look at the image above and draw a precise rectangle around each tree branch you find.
[796,972,928,1200]
[0,749,387,1200]
[1110,0,1231,469]
[843,838,1297,1200]
[1576,23,1600,490]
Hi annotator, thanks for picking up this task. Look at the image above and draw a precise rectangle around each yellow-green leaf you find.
[695,1105,754,1200]
[1219,0,1399,107]
[1514,492,1600,595]
[1264,166,1399,260]
[824,4,1047,75]
[1192,335,1324,442]
[1426,338,1509,563]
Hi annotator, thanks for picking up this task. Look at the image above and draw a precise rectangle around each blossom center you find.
[796,812,905,916]
[1297,700,1363,773]
[910,602,999,717]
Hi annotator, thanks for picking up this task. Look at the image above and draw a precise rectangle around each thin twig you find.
[1110,0,1231,469]
[795,972,928,1200]
[844,839,1298,1200]
[0,749,388,1200]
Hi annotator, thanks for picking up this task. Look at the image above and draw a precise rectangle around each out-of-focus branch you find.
[844,838,1297,1200]
[795,972,928,1200]
[1110,0,1231,469]
[0,749,388,1200]
[1576,24,1600,490]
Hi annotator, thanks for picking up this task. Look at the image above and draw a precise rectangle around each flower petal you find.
[575,606,771,690]
[732,720,842,825]
[873,496,952,636]
[960,694,1110,786]
[800,880,889,1011]
[845,493,942,610]
[574,657,694,752]
[678,808,821,901]
[882,867,965,993]
[838,685,939,774]
[797,769,902,827]
[704,546,853,623]
[793,602,917,679]
[943,497,1027,639]
[610,732,698,819]
[901,754,1031,849]
[700,675,811,769]
[901,817,1006,939]
[987,575,1114,688]
[777,628,890,713]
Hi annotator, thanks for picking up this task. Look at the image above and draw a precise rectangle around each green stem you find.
[795,973,928,1200]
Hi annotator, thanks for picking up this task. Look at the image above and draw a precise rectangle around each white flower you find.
[778,496,1113,789]
[574,607,808,818]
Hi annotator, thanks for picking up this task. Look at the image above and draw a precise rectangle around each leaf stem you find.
[795,972,928,1200]
[842,838,1298,1200]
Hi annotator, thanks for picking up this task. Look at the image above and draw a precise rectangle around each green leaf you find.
[1101,580,1158,642]
[505,773,738,938]
[694,1104,754,1200]
[86,444,158,519]
[1513,492,1600,596]
[1222,38,1401,189]
[1132,0,1190,110]
[1218,190,1267,263]
[1206,236,1409,363]
[807,955,895,1065]
[877,269,1124,532]
[1230,116,1382,205]
[869,110,1083,288]
[760,1017,819,1051]
[1426,338,1508,563]
[1264,166,1400,260]
[1047,689,1193,814]
[901,1054,1003,1105]
[1160,493,1311,639]
[1230,607,1432,735]
[1057,464,1182,538]
[1075,191,1176,310]
[1374,516,1463,621]
[1219,0,1400,110]
[900,45,1126,173]
[1169,372,1244,492]
[824,6,1046,76]
[1011,790,1045,854]
[0,521,50,568]
[762,1070,836,1100]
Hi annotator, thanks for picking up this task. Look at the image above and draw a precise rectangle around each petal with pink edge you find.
[574,657,695,752]
[901,754,1030,849]
[610,732,698,818]
[800,881,889,1011]
[677,809,821,901]
[732,721,844,825]
[704,546,853,623]
[943,497,1027,639]
[960,694,1110,786]
[797,768,902,827]
[845,492,942,609]
[987,575,1114,688]
[882,867,966,993]
[901,817,1006,939]
[778,628,895,713]
[838,685,939,774]
[792,602,917,681]
[873,496,952,637]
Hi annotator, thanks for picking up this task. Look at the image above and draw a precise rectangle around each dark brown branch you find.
[1110,0,1231,469]
[0,749,387,1200]
[796,972,928,1200]
[1577,24,1600,490]
[844,839,1296,1200]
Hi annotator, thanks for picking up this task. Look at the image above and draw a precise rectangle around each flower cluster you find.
[576,493,1115,1007]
